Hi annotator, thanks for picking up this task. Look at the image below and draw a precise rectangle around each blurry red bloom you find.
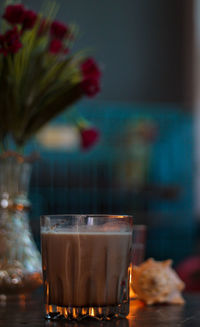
[50,21,69,40]
[0,27,22,56]
[3,5,37,31]
[176,256,200,292]
[49,39,62,54]
[49,39,69,55]
[22,10,37,30]
[80,127,100,150]
[3,4,25,25]
[81,77,100,97]
[81,58,101,80]
[80,58,101,97]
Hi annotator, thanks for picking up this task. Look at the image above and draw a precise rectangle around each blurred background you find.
[21,0,199,281]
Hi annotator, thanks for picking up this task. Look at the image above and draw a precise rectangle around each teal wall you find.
[23,0,185,103]
[28,102,195,263]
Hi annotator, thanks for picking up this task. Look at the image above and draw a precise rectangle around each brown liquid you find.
[41,231,132,307]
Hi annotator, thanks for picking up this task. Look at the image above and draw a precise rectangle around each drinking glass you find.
[130,225,147,299]
[40,214,133,320]
[132,225,147,266]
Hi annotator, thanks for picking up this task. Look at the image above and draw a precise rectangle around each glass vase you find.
[0,155,42,295]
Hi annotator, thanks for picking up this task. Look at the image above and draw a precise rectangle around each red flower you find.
[80,58,101,97]
[50,21,69,40]
[3,5,37,31]
[176,256,200,292]
[81,77,100,97]
[80,127,100,150]
[81,58,101,80]
[0,27,22,56]
[22,10,37,30]
[3,4,25,25]
[49,39,69,55]
[49,39,63,54]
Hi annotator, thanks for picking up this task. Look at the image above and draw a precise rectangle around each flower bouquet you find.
[0,0,101,153]
[0,0,101,295]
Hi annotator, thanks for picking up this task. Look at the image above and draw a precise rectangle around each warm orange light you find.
[73,308,78,318]
[130,287,138,299]
[82,308,87,315]
[98,307,102,315]
[64,308,68,318]
[19,294,26,309]
[45,304,49,313]
[129,264,135,298]
[31,272,43,285]
[89,307,95,317]
[45,281,49,310]
[56,306,62,314]
[48,305,53,313]
[127,299,145,319]
[129,263,139,299]
[16,204,24,211]
[129,265,132,284]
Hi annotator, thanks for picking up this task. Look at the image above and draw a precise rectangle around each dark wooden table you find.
[0,291,200,327]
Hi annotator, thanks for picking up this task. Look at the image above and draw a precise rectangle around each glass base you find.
[45,302,129,321]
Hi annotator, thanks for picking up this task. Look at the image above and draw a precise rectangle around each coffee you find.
[41,231,132,307]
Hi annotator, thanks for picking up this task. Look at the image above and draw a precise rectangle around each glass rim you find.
[41,214,133,219]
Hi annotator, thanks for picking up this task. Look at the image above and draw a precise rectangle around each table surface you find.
[0,291,200,327]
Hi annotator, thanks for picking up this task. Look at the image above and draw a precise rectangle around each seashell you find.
[132,258,185,305]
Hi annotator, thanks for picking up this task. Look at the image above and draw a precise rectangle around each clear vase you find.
[0,155,42,295]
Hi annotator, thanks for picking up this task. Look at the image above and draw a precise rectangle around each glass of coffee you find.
[41,214,133,320]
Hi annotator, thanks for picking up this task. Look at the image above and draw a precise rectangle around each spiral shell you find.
[132,258,185,305]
